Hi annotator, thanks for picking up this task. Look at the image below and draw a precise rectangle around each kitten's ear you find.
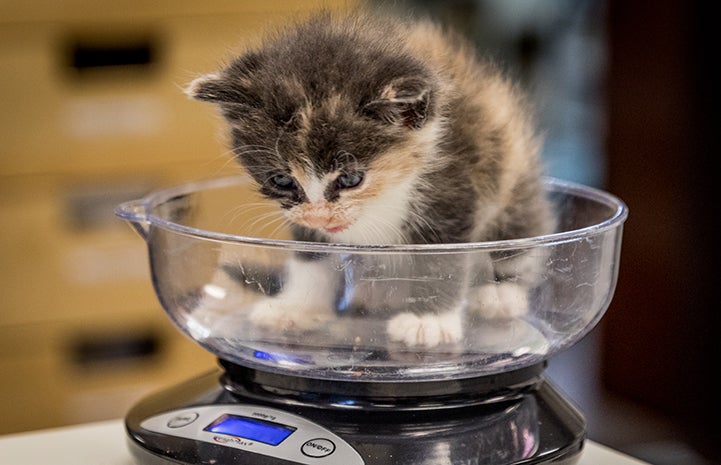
[185,53,264,104]
[184,73,235,103]
[364,77,432,129]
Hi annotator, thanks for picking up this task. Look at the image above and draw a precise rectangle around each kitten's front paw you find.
[181,291,245,339]
[248,297,332,331]
[386,311,463,348]
[472,282,529,319]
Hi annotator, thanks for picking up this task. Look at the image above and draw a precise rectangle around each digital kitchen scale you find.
[117,176,627,465]
[126,361,585,465]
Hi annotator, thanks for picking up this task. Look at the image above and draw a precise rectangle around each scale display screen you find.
[204,414,297,446]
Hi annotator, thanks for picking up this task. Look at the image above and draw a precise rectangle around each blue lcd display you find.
[204,414,296,446]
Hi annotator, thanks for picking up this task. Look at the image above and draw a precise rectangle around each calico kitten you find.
[185,10,555,348]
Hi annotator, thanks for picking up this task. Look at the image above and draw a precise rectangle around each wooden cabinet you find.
[0,0,352,434]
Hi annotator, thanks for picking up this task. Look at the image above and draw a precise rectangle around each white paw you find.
[472,282,529,319]
[248,297,332,331]
[386,311,463,348]
[182,294,246,340]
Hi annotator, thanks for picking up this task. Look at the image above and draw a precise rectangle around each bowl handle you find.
[115,199,150,240]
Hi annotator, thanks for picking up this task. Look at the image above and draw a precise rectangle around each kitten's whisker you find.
[406,210,442,243]
[231,209,285,234]
[245,211,288,234]
[273,134,285,163]
[212,156,245,178]
[223,203,281,231]
[222,203,276,225]
[234,148,278,157]
[373,202,441,243]
[357,215,409,245]
[334,150,360,172]
[267,217,294,239]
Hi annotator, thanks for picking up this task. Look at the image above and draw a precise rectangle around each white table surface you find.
[0,419,651,465]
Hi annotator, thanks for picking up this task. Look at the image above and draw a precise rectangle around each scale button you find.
[166,412,199,428]
[301,438,336,458]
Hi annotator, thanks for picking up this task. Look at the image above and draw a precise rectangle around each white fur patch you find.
[248,258,336,330]
[303,175,326,203]
[184,73,220,99]
[386,308,463,348]
[472,282,529,319]
[331,175,418,244]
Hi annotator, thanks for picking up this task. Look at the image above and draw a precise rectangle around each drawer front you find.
[0,0,352,434]
[0,168,238,327]
[0,1,352,177]
[0,312,216,435]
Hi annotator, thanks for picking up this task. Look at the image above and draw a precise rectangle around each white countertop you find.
[0,419,651,465]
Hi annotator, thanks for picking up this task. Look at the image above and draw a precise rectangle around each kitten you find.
[185,10,555,348]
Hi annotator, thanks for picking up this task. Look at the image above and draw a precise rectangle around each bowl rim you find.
[118,175,628,254]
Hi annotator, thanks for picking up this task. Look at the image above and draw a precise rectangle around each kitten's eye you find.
[336,172,364,189]
[270,174,297,190]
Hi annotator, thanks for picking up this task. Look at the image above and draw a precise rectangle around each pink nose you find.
[302,214,331,229]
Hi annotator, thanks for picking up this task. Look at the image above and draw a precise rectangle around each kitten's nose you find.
[302,214,332,229]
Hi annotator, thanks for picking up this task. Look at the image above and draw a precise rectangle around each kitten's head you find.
[186,14,443,244]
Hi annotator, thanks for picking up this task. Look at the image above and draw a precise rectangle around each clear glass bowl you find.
[117,176,627,382]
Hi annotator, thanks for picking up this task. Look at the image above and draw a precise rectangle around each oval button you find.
[166,412,199,428]
[301,438,336,458]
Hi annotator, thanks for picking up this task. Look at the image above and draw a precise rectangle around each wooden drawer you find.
[0,19,247,176]
[0,311,216,435]
[0,168,231,435]
[0,166,237,327]
[0,1,352,177]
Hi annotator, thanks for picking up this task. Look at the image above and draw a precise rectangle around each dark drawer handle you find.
[65,34,159,72]
[70,330,161,368]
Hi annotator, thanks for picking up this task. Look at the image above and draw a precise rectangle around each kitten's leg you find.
[470,249,546,319]
[179,247,281,338]
[248,254,340,331]
[382,254,468,348]
[473,281,530,319]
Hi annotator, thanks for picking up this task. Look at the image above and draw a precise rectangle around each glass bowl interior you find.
[117,176,627,382]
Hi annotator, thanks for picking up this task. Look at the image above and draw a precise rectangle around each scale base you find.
[126,365,585,465]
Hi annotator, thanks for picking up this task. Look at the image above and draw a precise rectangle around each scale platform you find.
[126,362,585,465]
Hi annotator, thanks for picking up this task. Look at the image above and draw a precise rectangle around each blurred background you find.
[0,1,717,464]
